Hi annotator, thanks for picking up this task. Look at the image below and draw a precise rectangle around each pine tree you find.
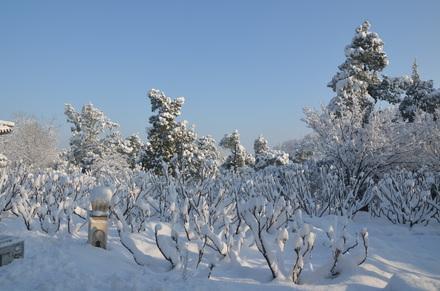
[64,103,121,172]
[253,135,289,170]
[219,130,254,172]
[399,60,440,122]
[172,120,197,176]
[116,134,143,169]
[328,21,389,123]
[192,135,220,178]
[142,89,197,176]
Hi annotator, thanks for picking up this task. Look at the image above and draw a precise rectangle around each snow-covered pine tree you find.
[142,89,183,174]
[219,130,254,172]
[120,134,143,169]
[142,89,198,177]
[368,74,410,106]
[192,135,220,179]
[254,135,269,155]
[276,134,318,163]
[399,61,440,122]
[253,135,289,170]
[328,21,389,124]
[64,103,121,172]
[172,120,198,177]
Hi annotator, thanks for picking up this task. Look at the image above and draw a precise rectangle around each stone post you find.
[88,186,112,249]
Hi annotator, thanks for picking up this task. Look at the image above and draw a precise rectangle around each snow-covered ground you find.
[0,213,439,291]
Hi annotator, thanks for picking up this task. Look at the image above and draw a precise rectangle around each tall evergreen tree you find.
[142,89,197,176]
[328,21,389,123]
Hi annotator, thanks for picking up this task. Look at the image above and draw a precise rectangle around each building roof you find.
[0,120,14,135]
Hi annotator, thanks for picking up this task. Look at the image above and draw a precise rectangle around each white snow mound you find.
[90,186,113,204]
[386,272,440,291]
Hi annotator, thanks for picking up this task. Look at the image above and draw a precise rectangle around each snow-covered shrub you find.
[177,172,243,268]
[254,135,289,170]
[11,176,40,230]
[412,109,440,171]
[142,169,248,274]
[325,218,368,277]
[0,163,29,217]
[107,168,156,232]
[304,103,418,212]
[34,167,95,234]
[263,163,373,218]
[239,180,368,284]
[154,223,184,270]
[240,192,315,283]
[373,169,440,227]
[1,162,95,233]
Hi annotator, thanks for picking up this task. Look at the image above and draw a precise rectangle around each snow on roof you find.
[0,235,23,247]
[0,120,15,127]
[0,120,14,135]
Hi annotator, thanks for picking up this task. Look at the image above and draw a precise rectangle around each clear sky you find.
[1,1,439,150]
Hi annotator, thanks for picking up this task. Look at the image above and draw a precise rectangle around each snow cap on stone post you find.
[90,186,113,216]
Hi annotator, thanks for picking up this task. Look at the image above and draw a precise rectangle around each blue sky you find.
[1,1,439,150]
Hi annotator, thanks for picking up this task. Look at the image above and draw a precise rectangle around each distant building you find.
[0,120,14,167]
[0,120,14,136]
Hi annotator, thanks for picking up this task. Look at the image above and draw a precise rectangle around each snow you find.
[0,235,22,248]
[90,186,113,205]
[0,213,439,290]
[386,272,440,291]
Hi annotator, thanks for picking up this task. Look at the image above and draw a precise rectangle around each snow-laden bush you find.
[373,169,440,227]
[150,171,246,274]
[1,163,28,218]
[108,168,159,232]
[240,195,297,281]
[1,158,376,284]
[1,162,95,233]
[278,163,374,218]
[324,218,368,277]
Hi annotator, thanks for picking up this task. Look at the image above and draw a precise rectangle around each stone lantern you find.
[88,186,113,249]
